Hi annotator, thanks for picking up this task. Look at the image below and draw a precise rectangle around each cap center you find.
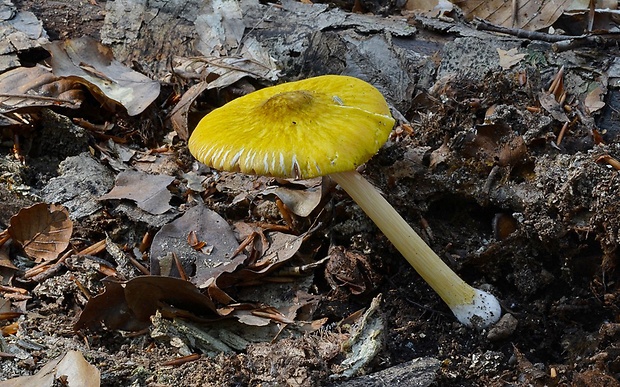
[261,90,314,113]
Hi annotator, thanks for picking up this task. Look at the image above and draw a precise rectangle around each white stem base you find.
[330,170,501,328]
[451,288,502,328]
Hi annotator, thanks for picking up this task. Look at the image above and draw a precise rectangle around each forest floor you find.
[0,0,619,386]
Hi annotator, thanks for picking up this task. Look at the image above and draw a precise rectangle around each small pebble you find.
[487,313,518,341]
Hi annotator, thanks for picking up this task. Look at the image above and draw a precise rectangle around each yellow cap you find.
[188,75,395,179]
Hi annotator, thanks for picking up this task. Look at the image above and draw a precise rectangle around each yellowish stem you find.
[331,170,501,327]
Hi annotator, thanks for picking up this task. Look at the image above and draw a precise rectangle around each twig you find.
[128,255,150,275]
[475,18,620,52]
[0,93,80,105]
[0,230,9,247]
[556,121,570,146]
[0,285,28,294]
[476,18,579,42]
[172,252,189,281]
[596,155,620,170]
[548,66,564,97]
[71,275,92,300]
[161,354,201,367]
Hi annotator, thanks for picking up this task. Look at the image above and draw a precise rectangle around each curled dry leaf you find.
[0,65,83,114]
[170,37,279,140]
[325,246,381,295]
[75,276,219,332]
[260,177,326,218]
[462,124,529,168]
[45,37,160,116]
[217,230,306,289]
[170,81,210,141]
[0,350,100,387]
[8,203,73,262]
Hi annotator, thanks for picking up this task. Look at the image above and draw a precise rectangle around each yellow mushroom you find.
[188,75,501,328]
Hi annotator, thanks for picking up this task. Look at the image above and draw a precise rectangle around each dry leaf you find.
[0,350,100,387]
[169,81,210,141]
[170,39,279,141]
[75,276,219,332]
[539,92,569,122]
[584,85,606,113]
[462,124,529,168]
[497,48,526,70]
[150,204,246,287]
[325,246,381,295]
[261,178,325,218]
[8,203,73,262]
[429,140,450,169]
[99,169,174,215]
[45,37,160,116]
[218,230,305,288]
[455,0,589,31]
[0,65,82,114]
[0,245,17,270]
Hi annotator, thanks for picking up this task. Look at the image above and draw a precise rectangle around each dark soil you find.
[1,1,619,387]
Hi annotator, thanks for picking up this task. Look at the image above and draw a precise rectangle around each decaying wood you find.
[100,0,419,111]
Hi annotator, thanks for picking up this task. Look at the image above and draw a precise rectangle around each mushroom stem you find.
[330,170,501,328]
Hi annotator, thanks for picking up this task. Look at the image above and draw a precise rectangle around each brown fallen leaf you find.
[150,204,247,287]
[75,276,219,332]
[0,350,100,387]
[539,92,569,123]
[497,48,526,70]
[260,177,326,218]
[0,65,83,114]
[45,37,161,116]
[169,80,210,141]
[455,0,589,31]
[218,230,306,289]
[325,245,381,296]
[8,203,73,262]
[429,138,450,169]
[0,243,17,270]
[462,123,529,169]
[584,85,606,114]
[99,169,175,215]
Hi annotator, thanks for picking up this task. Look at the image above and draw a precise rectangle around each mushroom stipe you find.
[189,75,501,328]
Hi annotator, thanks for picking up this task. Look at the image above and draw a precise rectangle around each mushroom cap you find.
[188,75,395,179]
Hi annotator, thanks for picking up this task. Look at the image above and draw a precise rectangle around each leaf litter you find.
[1,0,620,385]
[8,203,72,263]
[0,350,100,387]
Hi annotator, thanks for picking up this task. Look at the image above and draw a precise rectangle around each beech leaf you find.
[150,204,246,287]
[0,65,82,114]
[8,203,73,262]
[456,0,589,31]
[99,169,174,215]
[0,350,100,387]
[45,37,160,116]
[75,276,219,332]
